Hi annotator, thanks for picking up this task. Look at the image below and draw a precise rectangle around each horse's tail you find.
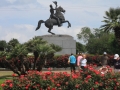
[35,20,45,31]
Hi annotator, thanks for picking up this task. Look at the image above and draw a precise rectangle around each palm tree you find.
[35,44,56,71]
[24,36,47,70]
[101,7,120,45]
[24,36,62,71]
[50,43,62,52]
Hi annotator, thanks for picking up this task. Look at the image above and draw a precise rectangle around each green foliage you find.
[0,51,6,58]
[50,43,62,52]
[76,42,86,54]
[101,7,120,45]
[7,38,20,47]
[86,32,114,54]
[0,40,7,51]
[6,44,28,60]
[24,36,47,52]
[77,27,94,43]
[101,7,120,32]
[77,27,119,54]
[36,44,56,55]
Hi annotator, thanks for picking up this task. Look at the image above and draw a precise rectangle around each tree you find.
[0,40,7,51]
[7,38,20,52]
[0,37,62,75]
[50,43,62,52]
[35,44,56,71]
[86,32,114,54]
[24,36,62,71]
[77,27,117,54]
[77,27,94,44]
[101,7,120,45]
[76,42,86,54]
[24,36,47,70]
[0,39,29,76]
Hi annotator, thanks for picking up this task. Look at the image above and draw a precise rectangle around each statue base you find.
[37,34,76,55]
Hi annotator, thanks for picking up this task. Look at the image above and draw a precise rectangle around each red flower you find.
[1,83,5,87]
[116,82,119,86]
[12,73,16,77]
[56,83,61,87]
[51,88,56,90]
[20,75,24,78]
[45,71,51,75]
[75,84,79,88]
[25,86,29,90]
[95,81,99,85]
[65,82,68,85]
[72,74,78,79]
[48,68,52,71]
[94,70,100,75]
[85,80,88,83]
[6,80,12,83]
[86,75,91,79]
[9,83,13,88]
[47,86,51,90]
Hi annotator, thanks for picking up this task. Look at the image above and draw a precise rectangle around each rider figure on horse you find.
[49,1,61,27]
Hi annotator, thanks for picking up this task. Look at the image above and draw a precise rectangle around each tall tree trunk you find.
[37,54,46,71]
[114,27,120,45]
[33,51,39,70]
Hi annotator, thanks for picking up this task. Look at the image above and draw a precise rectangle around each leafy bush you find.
[1,65,120,90]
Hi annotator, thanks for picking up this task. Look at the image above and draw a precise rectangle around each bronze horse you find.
[35,6,71,35]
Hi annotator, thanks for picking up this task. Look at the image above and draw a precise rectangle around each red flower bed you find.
[1,65,120,90]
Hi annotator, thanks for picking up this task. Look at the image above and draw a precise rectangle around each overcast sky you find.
[0,0,120,43]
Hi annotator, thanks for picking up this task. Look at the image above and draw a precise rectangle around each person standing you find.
[99,52,109,66]
[77,53,83,71]
[80,54,87,71]
[113,54,120,73]
[69,53,76,73]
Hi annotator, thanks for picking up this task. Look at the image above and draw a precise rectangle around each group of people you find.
[68,53,87,73]
[99,52,120,73]
[68,52,120,73]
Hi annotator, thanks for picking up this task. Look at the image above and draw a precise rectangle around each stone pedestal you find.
[37,34,76,55]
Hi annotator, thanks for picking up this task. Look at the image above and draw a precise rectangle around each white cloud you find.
[0,24,37,43]
[1,32,28,43]
[49,26,83,41]
[13,24,35,32]
[0,0,120,44]
[6,0,16,3]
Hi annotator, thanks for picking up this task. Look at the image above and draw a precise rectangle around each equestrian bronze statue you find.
[35,1,71,35]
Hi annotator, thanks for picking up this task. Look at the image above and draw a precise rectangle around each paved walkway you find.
[0,66,115,77]
[0,71,71,77]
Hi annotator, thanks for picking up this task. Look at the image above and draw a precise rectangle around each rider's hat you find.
[50,4,52,7]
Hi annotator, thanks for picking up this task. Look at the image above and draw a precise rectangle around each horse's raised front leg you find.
[62,20,71,28]
[48,28,55,35]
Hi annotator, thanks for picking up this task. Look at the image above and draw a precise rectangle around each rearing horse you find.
[35,6,71,35]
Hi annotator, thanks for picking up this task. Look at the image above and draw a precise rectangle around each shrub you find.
[1,65,120,90]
